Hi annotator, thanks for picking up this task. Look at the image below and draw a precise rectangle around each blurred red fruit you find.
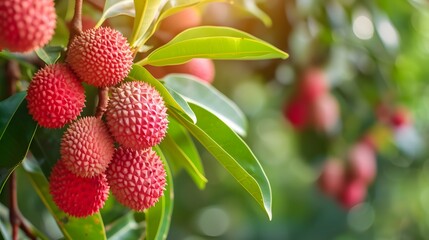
[311,94,339,133]
[318,158,345,198]
[168,58,215,83]
[159,8,201,40]
[390,107,411,128]
[338,180,367,209]
[283,96,310,130]
[348,143,377,185]
[298,68,328,103]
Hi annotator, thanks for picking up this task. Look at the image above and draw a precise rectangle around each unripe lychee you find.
[66,27,133,87]
[106,81,168,150]
[348,143,377,185]
[338,180,367,209]
[311,93,339,133]
[49,160,109,218]
[283,96,310,130]
[318,158,345,198]
[298,68,328,103]
[0,0,56,52]
[159,7,201,40]
[106,147,166,211]
[27,64,85,128]
[168,58,215,83]
[61,117,114,177]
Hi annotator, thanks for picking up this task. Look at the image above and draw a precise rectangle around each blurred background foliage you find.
[2,0,429,239]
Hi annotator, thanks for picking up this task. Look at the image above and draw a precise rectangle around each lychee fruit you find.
[317,158,345,198]
[49,160,109,218]
[311,93,339,133]
[168,58,215,83]
[106,81,168,150]
[338,180,367,209]
[61,117,114,177]
[159,7,201,41]
[348,143,377,185]
[66,27,133,87]
[26,64,85,128]
[106,147,166,211]
[0,0,56,52]
[283,96,310,130]
[390,106,411,129]
[298,68,328,103]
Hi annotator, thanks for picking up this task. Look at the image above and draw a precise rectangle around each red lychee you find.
[283,96,310,130]
[311,93,339,133]
[106,81,168,150]
[106,147,166,211]
[390,106,411,129]
[61,117,115,177]
[318,158,345,198]
[49,160,110,218]
[66,27,133,87]
[168,58,215,83]
[26,64,85,128]
[348,143,377,185]
[338,180,367,209]
[0,0,56,52]
[159,7,202,41]
[298,68,328,103]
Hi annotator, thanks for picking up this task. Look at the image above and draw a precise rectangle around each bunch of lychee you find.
[26,26,169,217]
[283,68,339,133]
[317,141,377,209]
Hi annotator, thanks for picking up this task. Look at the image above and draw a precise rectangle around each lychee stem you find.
[67,0,83,50]
[95,87,109,118]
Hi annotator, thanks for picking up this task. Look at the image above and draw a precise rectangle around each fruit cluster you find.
[7,11,170,216]
[317,141,377,209]
[283,68,339,133]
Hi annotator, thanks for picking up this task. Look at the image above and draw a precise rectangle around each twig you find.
[67,0,83,51]
[95,87,109,118]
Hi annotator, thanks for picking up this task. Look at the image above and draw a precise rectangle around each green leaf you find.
[164,74,248,136]
[35,46,63,65]
[146,147,174,240]
[0,92,38,193]
[169,104,272,219]
[159,117,206,189]
[106,212,144,240]
[130,0,163,47]
[97,0,135,27]
[22,160,107,240]
[232,0,272,27]
[138,26,288,66]
[127,64,197,123]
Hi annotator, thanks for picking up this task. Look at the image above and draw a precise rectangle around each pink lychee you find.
[49,160,110,218]
[348,143,377,185]
[283,96,310,130]
[106,147,166,211]
[61,117,115,177]
[318,158,345,198]
[0,0,56,52]
[338,180,367,209]
[298,68,328,103]
[66,27,133,87]
[26,64,85,128]
[106,81,168,150]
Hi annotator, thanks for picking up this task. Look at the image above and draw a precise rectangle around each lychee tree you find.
[0,0,287,239]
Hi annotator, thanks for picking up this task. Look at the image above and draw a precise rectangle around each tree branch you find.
[95,87,109,118]
[67,0,83,50]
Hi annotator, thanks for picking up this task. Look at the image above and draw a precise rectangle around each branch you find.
[67,0,83,50]
[95,87,109,118]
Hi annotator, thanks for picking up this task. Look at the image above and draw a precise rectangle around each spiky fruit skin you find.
[299,68,328,103]
[66,27,133,87]
[27,64,85,128]
[338,180,367,209]
[311,94,339,133]
[106,81,168,150]
[107,147,166,211]
[348,143,376,185]
[159,8,201,37]
[169,58,215,83]
[283,96,310,130]
[61,117,114,177]
[318,158,345,198]
[0,0,56,52]
[49,161,109,218]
